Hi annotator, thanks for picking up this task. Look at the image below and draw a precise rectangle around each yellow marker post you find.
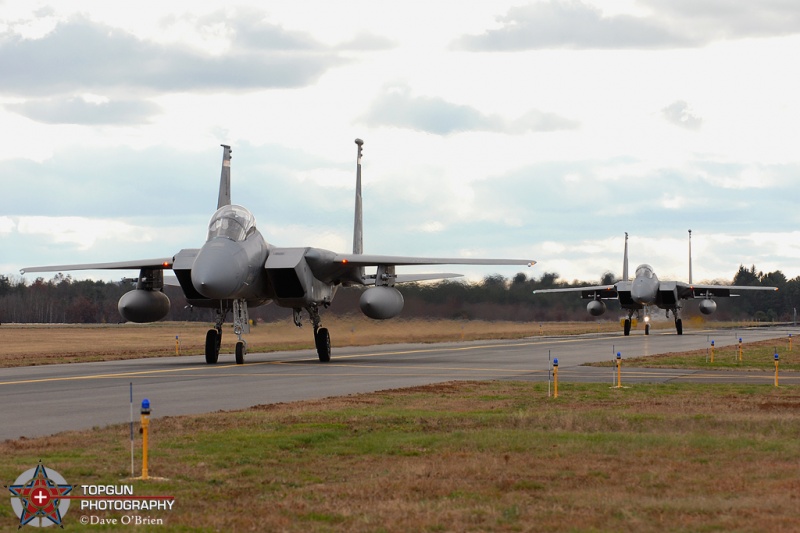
[738,338,743,362]
[710,340,715,363]
[774,352,780,388]
[789,334,793,352]
[614,352,622,388]
[175,335,180,356]
[140,399,151,480]
[553,358,559,399]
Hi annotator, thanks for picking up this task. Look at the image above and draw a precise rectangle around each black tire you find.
[675,319,683,335]
[623,319,631,336]
[235,341,245,365]
[205,329,219,364]
[645,324,650,335]
[315,327,331,362]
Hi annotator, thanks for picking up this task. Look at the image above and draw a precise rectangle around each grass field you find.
[2,381,799,532]
[590,337,800,372]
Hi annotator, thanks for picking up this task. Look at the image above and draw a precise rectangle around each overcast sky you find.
[2,0,799,285]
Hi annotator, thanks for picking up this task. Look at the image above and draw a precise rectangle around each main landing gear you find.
[623,309,651,336]
[666,307,683,335]
[294,305,332,362]
[205,299,250,365]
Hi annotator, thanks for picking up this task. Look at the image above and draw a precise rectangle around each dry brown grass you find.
[0,319,618,368]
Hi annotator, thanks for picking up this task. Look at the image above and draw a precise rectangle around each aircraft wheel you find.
[205,329,219,364]
[675,319,683,335]
[235,341,246,365]
[645,324,650,335]
[315,328,331,363]
[623,319,632,336]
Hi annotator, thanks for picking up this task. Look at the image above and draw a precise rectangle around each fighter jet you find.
[532,231,776,335]
[22,140,534,364]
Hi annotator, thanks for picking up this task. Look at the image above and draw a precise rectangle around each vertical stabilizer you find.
[688,229,693,284]
[622,232,629,281]
[353,139,364,255]
[217,144,232,209]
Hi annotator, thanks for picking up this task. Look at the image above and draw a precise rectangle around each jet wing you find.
[386,273,462,284]
[533,285,618,299]
[333,254,534,268]
[677,282,778,299]
[20,258,174,274]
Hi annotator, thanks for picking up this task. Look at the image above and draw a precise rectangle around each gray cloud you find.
[644,0,800,39]
[454,1,694,51]
[334,31,396,51]
[0,15,344,97]
[454,0,800,51]
[661,100,702,130]
[7,97,161,125]
[361,85,578,135]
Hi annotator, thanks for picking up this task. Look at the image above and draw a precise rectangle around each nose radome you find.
[191,239,247,299]
[630,279,654,304]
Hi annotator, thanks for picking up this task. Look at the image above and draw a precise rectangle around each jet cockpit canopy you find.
[635,264,655,278]
[207,204,256,242]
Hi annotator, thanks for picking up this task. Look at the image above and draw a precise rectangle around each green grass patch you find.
[590,338,800,372]
[2,381,800,531]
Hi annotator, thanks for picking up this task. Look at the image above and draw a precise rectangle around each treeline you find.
[0,265,795,325]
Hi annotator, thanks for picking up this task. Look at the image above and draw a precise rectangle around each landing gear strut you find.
[294,305,332,362]
[204,300,250,365]
[233,299,249,364]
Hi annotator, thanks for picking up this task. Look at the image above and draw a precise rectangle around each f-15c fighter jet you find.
[22,140,534,364]
[533,231,776,335]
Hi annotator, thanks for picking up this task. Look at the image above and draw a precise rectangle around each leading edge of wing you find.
[533,285,616,295]
[20,258,174,274]
[333,254,535,268]
[676,282,778,299]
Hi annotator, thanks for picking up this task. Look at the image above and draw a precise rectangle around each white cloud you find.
[16,216,154,250]
[0,1,798,285]
[0,216,16,233]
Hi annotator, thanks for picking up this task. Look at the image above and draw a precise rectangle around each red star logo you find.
[8,462,73,528]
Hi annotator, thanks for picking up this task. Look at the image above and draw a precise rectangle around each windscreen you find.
[206,205,256,242]
[635,264,654,279]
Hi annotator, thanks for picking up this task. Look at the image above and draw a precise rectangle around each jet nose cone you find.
[191,239,248,299]
[631,279,655,304]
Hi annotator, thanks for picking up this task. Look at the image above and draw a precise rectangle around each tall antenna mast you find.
[688,229,693,284]
[353,138,364,255]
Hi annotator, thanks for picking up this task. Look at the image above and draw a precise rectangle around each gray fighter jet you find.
[22,140,534,364]
[532,231,776,335]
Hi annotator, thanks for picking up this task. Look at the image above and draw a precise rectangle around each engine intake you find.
[360,286,404,320]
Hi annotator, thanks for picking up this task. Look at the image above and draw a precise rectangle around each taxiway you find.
[1,326,797,440]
